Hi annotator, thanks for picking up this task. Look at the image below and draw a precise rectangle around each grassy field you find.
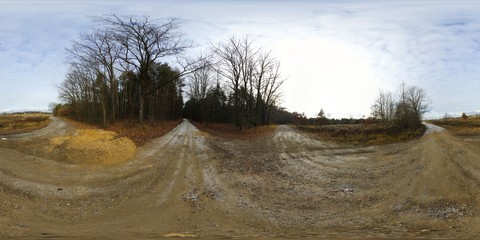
[298,123,426,145]
[428,116,480,135]
[0,113,51,135]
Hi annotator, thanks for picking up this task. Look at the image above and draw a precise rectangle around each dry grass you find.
[429,116,480,135]
[193,122,277,140]
[61,117,181,146]
[47,129,136,166]
[298,124,426,146]
[0,113,51,135]
[61,117,98,130]
[105,120,182,146]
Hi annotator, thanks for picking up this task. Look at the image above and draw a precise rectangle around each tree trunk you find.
[102,101,107,128]
[110,78,118,122]
[148,94,155,122]
[139,85,144,123]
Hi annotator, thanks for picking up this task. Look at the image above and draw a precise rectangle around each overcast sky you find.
[1,0,480,118]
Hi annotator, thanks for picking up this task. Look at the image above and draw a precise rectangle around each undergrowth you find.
[0,113,51,134]
[298,124,426,146]
[192,122,277,140]
[63,118,182,146]
[428,117,480,136]
[105,120,182,146]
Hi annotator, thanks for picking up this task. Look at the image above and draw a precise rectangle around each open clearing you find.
[1,118,480,239]
[0,113,50,135]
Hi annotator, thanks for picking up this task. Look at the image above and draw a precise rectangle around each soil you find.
[0,117,136,166]
[0,118,480,239]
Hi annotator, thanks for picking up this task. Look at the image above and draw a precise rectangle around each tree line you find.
[58,15,284,129]
[371,83,429,130]
[288,83,429,130]
[183,36,285,129]
[57,15,427,131]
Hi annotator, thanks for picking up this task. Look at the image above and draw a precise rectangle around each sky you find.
[1,0,480,119]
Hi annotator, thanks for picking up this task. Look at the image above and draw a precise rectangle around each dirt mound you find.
[48,129,136,165]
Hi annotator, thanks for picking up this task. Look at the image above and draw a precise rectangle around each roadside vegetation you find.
[295,83,429,145]
[61,117,180,147]
[429,115,480,136]
[0,113,51,135]
[105,120,181,146]
[297,122,425,145]
[193,122,276,140]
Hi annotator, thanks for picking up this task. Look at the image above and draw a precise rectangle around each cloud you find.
[289,1,480,117]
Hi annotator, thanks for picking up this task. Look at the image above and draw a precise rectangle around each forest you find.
[57,15,284,129]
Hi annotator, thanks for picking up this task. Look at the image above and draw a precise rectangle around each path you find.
[2,119,480,238]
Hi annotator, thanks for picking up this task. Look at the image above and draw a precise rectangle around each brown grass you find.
[47,129,136,166]
[61,117,98,130]
[298,124,426,146]
[193,122,277,140]
[105,120,182,146]
[429,116,480,135]
[60,117,181,146]
[0,113,51,135]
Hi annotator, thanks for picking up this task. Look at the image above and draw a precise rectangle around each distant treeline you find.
[1,111,50,115]
[292,83,430,132]
[183,37,284,129]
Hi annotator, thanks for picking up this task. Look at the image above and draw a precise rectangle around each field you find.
[428,115,480,135]
[297,123,426,145]
[0,113,51,135]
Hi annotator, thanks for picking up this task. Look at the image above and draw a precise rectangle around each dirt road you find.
[1,119,480,238]
[0,116,72,140]
[423,122,445,134]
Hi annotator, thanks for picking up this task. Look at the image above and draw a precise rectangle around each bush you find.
[23,116,49,123]
[54,104,73,117]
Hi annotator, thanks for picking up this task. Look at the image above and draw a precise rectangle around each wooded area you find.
[57,15,284,129]
[371,83,429,130]
[184,36,284,129]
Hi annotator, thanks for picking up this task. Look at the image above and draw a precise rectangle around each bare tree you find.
[406,84,429,117]
[213,37,243,128]
[212,36,284,129]
[98,15,189,123]
[186,63,214,123]
[61,14,211,125]
[68,30,122,124]
[188,68,211,101]
[372,83,429,131]
[395,83,429,129]
[372,83,429,130]
[58,58,104,124]
[259,59,284,125]
[371,90,395,123]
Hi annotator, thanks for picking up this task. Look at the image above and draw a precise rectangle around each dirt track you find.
[1,119,480,239]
